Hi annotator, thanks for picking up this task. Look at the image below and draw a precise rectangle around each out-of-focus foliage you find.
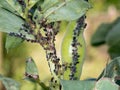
[91,17,120,59]
[0,74,20,90]
[2,34,28,78]
[104,0,120,9]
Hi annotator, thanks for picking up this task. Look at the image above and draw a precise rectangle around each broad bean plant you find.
[0,0,119,90]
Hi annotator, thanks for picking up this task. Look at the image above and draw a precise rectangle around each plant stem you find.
[38,82,49,90]
[36,21,62,90]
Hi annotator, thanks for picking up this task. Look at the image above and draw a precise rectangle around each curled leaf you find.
[25,57,39,82]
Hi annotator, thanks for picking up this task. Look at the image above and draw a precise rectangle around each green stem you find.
[24,0,29,22]
[38,82,49,90]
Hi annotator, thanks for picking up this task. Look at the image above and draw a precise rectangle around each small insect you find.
[51,77,54,82]
[17,0,25,5]
[33,15,38,20]
[17,0,26,12]
[38,6,42,11]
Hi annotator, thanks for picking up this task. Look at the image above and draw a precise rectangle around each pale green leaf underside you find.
[44,0,91,22]
[61,80,95,90]
[95,78,119,90]
[0,8,23,33]
[0,0,23,17]
[41,0,59,12]
[25,57,39,75]
[0,8,35,40]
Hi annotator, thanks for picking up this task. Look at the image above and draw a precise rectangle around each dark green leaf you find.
[44,0,91,22]
[0,0,23,17]
[0,74,20,90]
[108,43,120,59]
[91,17,120,46]
[61,80,95,90]
[91,23,112,46]
[25,57,39,82]
[95,78,119,90]
[0,8,35,40]
[5,34,23,52]
[104,0,120,9]
[106,21,120,47]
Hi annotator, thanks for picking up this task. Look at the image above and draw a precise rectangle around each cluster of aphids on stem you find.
[17,0,62,85]
[69,0,89,79]
[69,15,87,80]
[9,0,62,80]
[42,21,63,77]
[9,22,35,41]
[9,0,35,42]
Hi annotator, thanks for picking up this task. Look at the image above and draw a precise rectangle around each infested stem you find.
[70,15,86,80]
[35,21,62,89]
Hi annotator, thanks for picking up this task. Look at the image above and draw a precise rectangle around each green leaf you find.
[0,8,23,33]
[102,57,120,78]
[0,0,23,17]
[105,17,120,58]
[0,8,35,40]
[60,80,95,90]
[44,0,91,22]
[108,43,120,59]
[91,23,112,46]
[41,0,59,12]
[91,17,120,46]
[25,57,39,82]
[106,21,120,47]
[104,0,120,9]
[95,78,119,90]
[0,74,20,90]
[5,34,23,53]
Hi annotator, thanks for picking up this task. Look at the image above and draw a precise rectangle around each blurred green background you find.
[0,0,120,89]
